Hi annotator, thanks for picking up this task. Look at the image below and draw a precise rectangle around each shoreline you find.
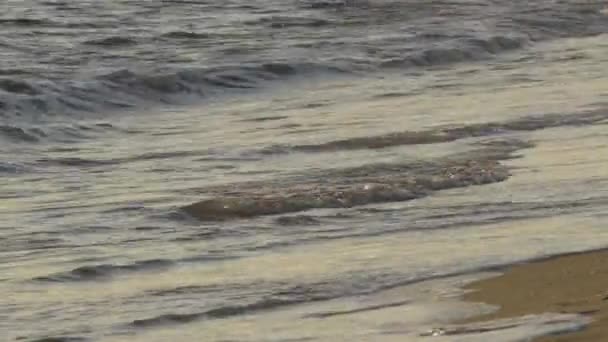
[462,249,608,341]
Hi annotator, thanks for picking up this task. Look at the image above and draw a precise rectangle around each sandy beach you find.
[463,250,608,341]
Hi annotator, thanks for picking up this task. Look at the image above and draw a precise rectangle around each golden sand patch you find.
[463,250,608,341]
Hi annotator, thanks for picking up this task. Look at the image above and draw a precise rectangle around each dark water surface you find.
[2,1,608,341]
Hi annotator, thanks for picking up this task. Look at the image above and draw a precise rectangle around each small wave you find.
[35,148,207,169]
[381,36,527,69]
[28,337,87,342]
[468,36,526,54]
[298,0,361,9]
[34,259,174,282]
[307,300,411,318]
[245,16,333,28]
[0,62,342,119]
[131,257,590,330]
[133,289,331,328]
[239,115,289,123]
[260,110,608,154]
[131,312,204,327]
[131,267,486,329]
[0,125,41,142]
[182,140,524,221]
[275,215,322,226]
[0,68,31,76]
[0,79,40,95]
[171,227,245,242]
[0,38,535,121]
[0,161,27,173]
[35,157,118,167]
[161,31,210,39]
[133,273,402,328]
[1,0,606,121]
[146,284,230,297]
[82,36,137,47]
[372,91,415,99]
[0,18,52,27]
[0,121,125,144]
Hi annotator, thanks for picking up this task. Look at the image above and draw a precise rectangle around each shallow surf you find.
[2,1,608,341]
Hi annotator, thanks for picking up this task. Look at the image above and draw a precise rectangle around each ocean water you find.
[2,1,608,341]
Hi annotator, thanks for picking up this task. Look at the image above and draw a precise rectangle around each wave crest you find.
[0,62,342,119]
[182,142,522,221]
[34,259,174,282]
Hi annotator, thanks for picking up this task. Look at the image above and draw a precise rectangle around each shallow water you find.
[2,1,608,341]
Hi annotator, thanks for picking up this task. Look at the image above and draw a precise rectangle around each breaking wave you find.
[0,121,125,144]
[1,0,606,120]
[380,36,527,68]
[0,35,534,119]
[0,62,343,119]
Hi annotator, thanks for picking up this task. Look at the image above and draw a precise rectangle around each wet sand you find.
[463,250,608,341]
